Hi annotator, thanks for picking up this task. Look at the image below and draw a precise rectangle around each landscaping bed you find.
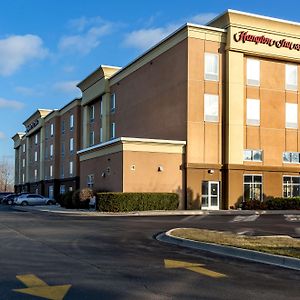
[170,228,300,259]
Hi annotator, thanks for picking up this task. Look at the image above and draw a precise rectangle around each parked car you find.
[1,194,17,205]
[0,192,13,203]
[14,194,56,206]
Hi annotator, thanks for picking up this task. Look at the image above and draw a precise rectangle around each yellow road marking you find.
[164,259,227,278]
[13,274,71,300]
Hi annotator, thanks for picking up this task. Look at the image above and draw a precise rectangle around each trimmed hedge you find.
[241,197,300,210]
[97,192,179,212]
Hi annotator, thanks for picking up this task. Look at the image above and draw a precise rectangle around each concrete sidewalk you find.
[11,205,300,217]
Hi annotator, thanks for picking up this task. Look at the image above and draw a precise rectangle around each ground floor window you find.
[60,185,66,195]
[244,175,262,201]
[49,186,54,199]
[283,176,300,197]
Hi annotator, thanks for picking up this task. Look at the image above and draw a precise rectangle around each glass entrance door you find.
[201,181,220,210]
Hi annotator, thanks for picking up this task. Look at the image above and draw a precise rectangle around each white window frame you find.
[50,123,54,136]
[243,149,263,162]
[247,58,260,86]
[283,152,300,164]
[34,151,38,162]
[111,93,116,112]
[243,174,263,201]
[204,52,219,81]
[285,103,298,129]
[70,138,74,152]
[246,98,260,126]
[285,64,298,91]
[70,114,74,129]
[204,94,219,122]
[283,176,300,198]
[69,161,73,176]
[111,123,116,139]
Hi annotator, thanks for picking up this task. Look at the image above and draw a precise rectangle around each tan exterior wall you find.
[80,151,123,192]
[109,39,188,141]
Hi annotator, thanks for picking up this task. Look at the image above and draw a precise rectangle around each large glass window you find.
[50,123,54,136]
[70,114,74,129]
[285,64,298,91]
[243,149,263,162]
[34,151,38,162]
[204,53,219,81]
[283,176,300,197]
[204,94,219,122]
[246,99,260,126]
[70,138,74,152]
[247,58,260,86]
[111,93,116,112]
[285,103,298,129]
[90,105,95,122]
[244,175,262,201]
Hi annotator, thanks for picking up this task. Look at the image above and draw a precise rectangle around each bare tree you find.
[0,158,14,192]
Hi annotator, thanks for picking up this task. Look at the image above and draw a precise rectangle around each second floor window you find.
[285,64,298,91]
[243,150,263,162]
[246,99,260,126]
[204,53,219,81]
[204,94,218,122]
[247,58,260,86]
[283,152,300,164]
[285,103,298,129]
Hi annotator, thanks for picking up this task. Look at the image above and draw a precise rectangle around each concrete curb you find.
[156,228,300,271]
[10,206,300,217]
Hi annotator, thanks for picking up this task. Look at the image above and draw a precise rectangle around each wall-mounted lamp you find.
[158,166,164,172]
[208,169,214,174]
[101,172,106,178]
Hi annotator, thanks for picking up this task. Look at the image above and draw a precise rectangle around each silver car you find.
[14,194,55,206]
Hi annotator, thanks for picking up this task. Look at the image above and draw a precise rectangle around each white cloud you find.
[0,34,48,76]
[0,97,24,110]
[15,86,42,97]
[59,17,113,55]
[53,80,82,97]
[190,13,218,25]
[0,132,5,139]
[123,24,178,51]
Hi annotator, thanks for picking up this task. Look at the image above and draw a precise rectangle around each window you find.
[70,114,74,129]
[246,99,260,126]
[34,169,38,180]
[204,94,218,122]
[243,150,263,162]
[34,151,38,162]
[283,176,300,197]
[60,185,66,195]
[22,158,25,168]
[111,123,116,139]
[247,58,260,86]
[50,144,53,158]
[70,138,74,152]
[100,98,103,116]
[50,123,54,136]
[87,174,94,188]
[285,64,298,91]
[50,165,53,178]
[285,103,298,129]
[204,53,219,81]
[244,175,262,201]
[22,173,25,183]
[61,143,65,157]
[61,120,65,134]
[23,144,26,153]
[111,93,116,112]
[100,127,103,143]
[34,134,38,145]
[283,152,300,164]
[69,161,73,176]
[90,105,95,122]
[49,186,54,199]
[89,131,95,146]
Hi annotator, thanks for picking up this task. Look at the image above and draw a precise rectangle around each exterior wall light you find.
[208,169,214,174]
[158,166,164,172]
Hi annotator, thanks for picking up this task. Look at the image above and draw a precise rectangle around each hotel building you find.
[13,10,300,209]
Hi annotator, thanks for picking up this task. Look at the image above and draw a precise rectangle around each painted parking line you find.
[284,215,300,222]
[164,259,227,278]
[230,215,259,223]
[13,274,71,300]
[180,215,206,222]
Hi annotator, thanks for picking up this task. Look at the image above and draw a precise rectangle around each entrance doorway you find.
[201,181,219,210]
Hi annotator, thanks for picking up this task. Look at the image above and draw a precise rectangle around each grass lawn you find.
[170,228,300,259]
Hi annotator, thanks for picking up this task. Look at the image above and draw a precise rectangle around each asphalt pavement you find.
[0,205,299,299]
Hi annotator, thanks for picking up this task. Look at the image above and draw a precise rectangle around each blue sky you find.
[1,0,300,161]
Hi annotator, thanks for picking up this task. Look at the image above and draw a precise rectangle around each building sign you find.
[233,31,300,51]
[26,119,39,133]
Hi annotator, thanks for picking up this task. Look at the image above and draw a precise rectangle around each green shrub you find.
[97,192,179,212]
[241,197,300,210]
